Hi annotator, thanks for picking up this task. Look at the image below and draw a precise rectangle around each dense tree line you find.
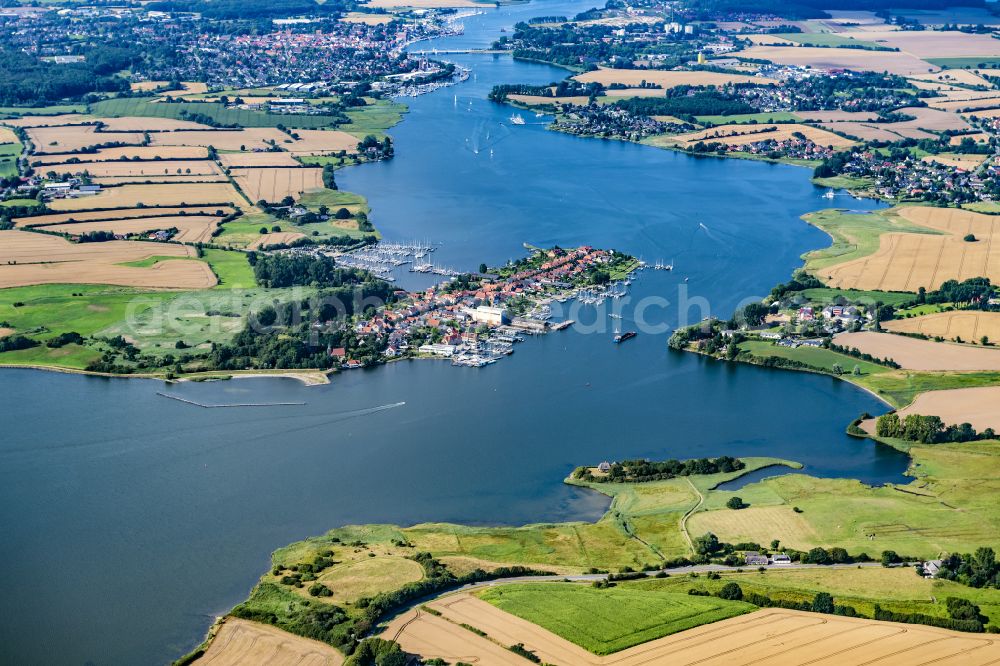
[252,254,374,289]
[614,90,754,119]
[875,412,995,443]
[0,335,38,353]
[874,602,987,633]
[920,277,994,307]
[576,456,744,483]
[489,80,602,102]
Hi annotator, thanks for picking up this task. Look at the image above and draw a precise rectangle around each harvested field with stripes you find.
[733,45,935,76]
[150,128,358,153]
[660,123,854,149]
[30,145,209,164]
[233,167,324,203]
[819,107,970,142]
[26,125,143,153]
[218,152,302,168]
[835,331,1000,371]
[386,594,1000,666]
[884,310,1000,343]
[841,29,1000,58]
[920,153,987,170]
[46,183,246,211]
[796,110,880,122]
[910,69,993,87]
[149,128,290,151]
[247,232,307,249]
[14,206,234,227]
[36,215,223,244]
[573,67,777,88]
[927,96,1000,112]
[0,230,216,289]
[90,174,230,185]
[817,206,1000,291]
[820,121,934,142]
[286,129,360,154]
[44,160,223,178]
[195,619,343,666]
[94,116,213,131]
[2,114,94,127]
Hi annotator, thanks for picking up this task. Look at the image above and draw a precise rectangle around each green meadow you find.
[477,583,753,654]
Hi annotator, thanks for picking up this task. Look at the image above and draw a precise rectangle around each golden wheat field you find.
[819,206,1000,292]
[247,232,308,250]
[386,594,1000,666]
[820,121,934,142]
[908,78,966,92]
[795,110,880,122]
[911,69,993,86]
[920,153,987,170]
[218,152,302,168]
[37,215,223,244]
[30,145,210,164]
[834,331,1000,371]
[233,168,324,203]
[130,81,167,92]
[2,114,95,128]
[895,386,1000,432]
[286,129,360,154]
[885,310,1000,342]
[340,12,395,24]
[96,116,215,132]
[44,160,223,178]
[573,68,777,88]
[91,174,230,185]
[0,230,216,289]
[149,128,290,151]
[662,123,855,149]
[26,125,143,153]
[927,96,1000,112]
[848,29,1000,58]
[185,619,343,666]
[156,81,209,96]
[14,206,234,228]
[733,45,935,76]
[46,183,246,211]
[950,132,991,144]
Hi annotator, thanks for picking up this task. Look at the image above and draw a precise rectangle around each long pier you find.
[156,392,306,408]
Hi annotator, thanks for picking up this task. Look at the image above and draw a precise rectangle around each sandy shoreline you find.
[0,363,332,386]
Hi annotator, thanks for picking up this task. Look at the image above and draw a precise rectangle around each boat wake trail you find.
[330,401,406,420]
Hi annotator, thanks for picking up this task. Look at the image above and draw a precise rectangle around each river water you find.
[0,2,907,664]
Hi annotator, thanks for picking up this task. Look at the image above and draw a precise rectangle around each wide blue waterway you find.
[0,1,906,664]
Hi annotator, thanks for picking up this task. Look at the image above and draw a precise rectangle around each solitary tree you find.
[812,592,835,614]
[718,582,743,600]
